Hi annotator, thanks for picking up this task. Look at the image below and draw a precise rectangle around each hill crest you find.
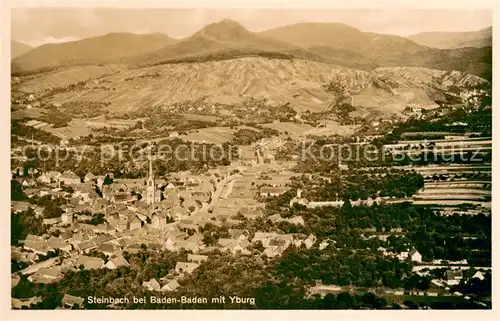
[12,32,177,72]
[407,26,492,49]
[11,40,33,59]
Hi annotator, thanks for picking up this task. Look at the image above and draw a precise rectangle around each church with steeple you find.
[145,143,169,230]
[146,147,155,205]
[145,144,161,206]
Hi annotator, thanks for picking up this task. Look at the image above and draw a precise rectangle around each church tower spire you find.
[146,142,155,205]
[149,145,154,181]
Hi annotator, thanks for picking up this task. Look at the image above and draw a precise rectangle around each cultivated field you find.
[385,139,492,150]
[85,117,143,129]
[304,121,360,137]
[413,199,491,207]
[44,119,92,139]
[392,165,492,173]
[179,126,237,144]
[11,107,45,120]
[260,121,358,140]
[180,113,221,123]
[417,188,490,195]
[261,122,315,139]
[15,65,122,93]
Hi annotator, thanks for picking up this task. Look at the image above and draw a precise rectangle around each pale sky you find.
[11,8,493,46]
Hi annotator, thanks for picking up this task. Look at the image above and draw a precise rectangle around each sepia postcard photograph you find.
[3,0,498,318]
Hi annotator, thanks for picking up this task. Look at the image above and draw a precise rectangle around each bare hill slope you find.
[20,57,488,116]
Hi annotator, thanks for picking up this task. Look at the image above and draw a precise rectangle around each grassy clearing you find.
[261,122,314,139]
[179,126,236,144]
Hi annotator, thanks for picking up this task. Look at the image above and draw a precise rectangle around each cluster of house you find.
[13,136,301,230]
[410,268,489,302]
[12,159,323,286]
[251,232,325,257]
[256,169,294,198]
[12,140,334,309]
[378,247,423,263]
[214,229,328,258]
[288,188,413,209]
[11,221,330,284]
[14,160,239,225]
[459,88,489,109]
[12,230,134,284]
[266,214,305,226]
[141,254,208,293]
[12,253,209,309]
[425,269,486,289]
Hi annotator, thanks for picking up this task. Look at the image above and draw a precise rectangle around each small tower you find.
[146,144,155,205]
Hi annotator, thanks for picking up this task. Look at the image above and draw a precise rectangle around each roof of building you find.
[108,253,130,268]
[175,262,200,273]
[409,248,420,256]
[252,232,280,242]
[71,232,91,243]
[114,193,132,201]
[117,218,129,226]
[76,256,104,270]
[62,294,84,306]
[446,270,464,280]
[24,240,50,253]
[163,279,181,291]
[46,237,69,250]
[130,216,142,224]
[25,234,44,242]
[84,172,96,179]
[37,266,63,278]
[267,214,284,222]
[142,278,161,291]
[124,244,141,252]
[98,243,116,254]
[76,240,97,251]
[218,238,234,247]
[60,171,81,181]
[187,254,208,262]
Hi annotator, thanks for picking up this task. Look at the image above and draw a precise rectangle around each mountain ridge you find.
[261,23,492,80]
[407,26,492,49]
[12,32,178,72]
[128,19,322,68]
[11,20,492,81]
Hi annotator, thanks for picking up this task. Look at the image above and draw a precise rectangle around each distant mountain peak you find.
[198,18,250,39]
[215,18,244,27]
